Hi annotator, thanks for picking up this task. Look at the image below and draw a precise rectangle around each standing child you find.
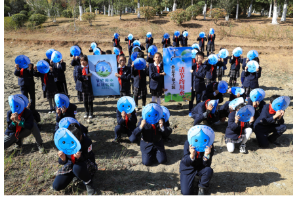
[243,57,262,99]
[115,55,131,96]
[172,31,180,47]
[225,103,254,153]
[197,34,207,54]
[162,35,171,48]
[180,30,188,47]
[216,58,226,82]
[52,123,97,195]
[125,35,136,56]
[204,58,218,85]
[189,51,207,117]
[75,55,94,119]
[206,29,215,57]
[131,52,148,110]
[112,33,121,48]
[34,59,57,113]
[14,62,36,111]
[149,52,167,105]
[228,55,243,87]
[145,32,154,52]
[53,59,68,96]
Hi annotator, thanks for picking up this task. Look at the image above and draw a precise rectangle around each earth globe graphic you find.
[95,61,112,77]
[181,49,192,62]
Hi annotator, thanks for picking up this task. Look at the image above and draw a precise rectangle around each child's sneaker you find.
[198,187,206,195]
[239,144,247,154]
[88,112,93,119]
[188,112,192,117]
[85,180,97,195]
[37,144,45,154]
[51,109,56,114]
[135,106,138,111]
[84,112,88,119]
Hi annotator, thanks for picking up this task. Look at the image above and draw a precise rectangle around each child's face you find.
[154,54,161,63]
[196,55,204,63]
[118,57,126,67]
[80,59,88,67]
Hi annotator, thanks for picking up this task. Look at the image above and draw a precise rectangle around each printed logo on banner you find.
[163,47,192,102]
[88,55,120,96]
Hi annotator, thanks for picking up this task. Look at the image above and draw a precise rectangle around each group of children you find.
[5,28,289,195]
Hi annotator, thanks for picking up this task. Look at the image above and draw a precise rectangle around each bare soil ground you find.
[4,14,293,195]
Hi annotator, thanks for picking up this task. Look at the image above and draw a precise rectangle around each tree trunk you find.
[277,4,281,16]
[280,0,288,22]
[108,3,110,16]
[268,2,272,17]
[236,0,239,20]
[272,0,278,24]
[203,0,207,20]
[89,0,92,12]
[137,0,140,18]
[104,5,106,15]
[209,0,212,17]
[247,0,253,17]
[111,0,114,17]
[225,15,229,21]
[79,0,83,21]
[173,0,177,11]
[120,10,122,19]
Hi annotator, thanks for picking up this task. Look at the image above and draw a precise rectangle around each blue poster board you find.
[88,55,120,96]
[163,47,192,102]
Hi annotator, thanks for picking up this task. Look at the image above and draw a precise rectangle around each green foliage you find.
[34,9,47,15]
[186,4,202,19]
[207,8,227,25]
[168,9,191,26]
[82,12,96,25]
[28,11,35,17]
[4,17,17,30]
[138,6,156,21]
[287,3,293,18]
[11,13,27,27]
[10,0,28,14]
[62,9,73,18]
[4,5,11,16]
[29,14,48,26]
[218,0,236,15]
[20,10,28,16]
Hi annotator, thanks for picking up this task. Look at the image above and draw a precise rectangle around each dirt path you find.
[4,15,293,195]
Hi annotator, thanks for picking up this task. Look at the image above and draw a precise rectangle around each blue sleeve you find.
[58,157,69,165]
[120,68,131,80]
[132,119,143,136]
[149,65,160,80]
[23,111,34,130]
[228,113,240,131]
[117,111,126,125]
[14,69,20,77]
[256,67,261,78]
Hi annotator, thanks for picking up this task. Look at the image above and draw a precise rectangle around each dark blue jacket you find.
[145,37,154,49]
[116,109,137,131]
[125,37,136,50]
[131,66,148,89]
[180,140,214,176]
[241,58,247,78]
[197,36,207,49]
[34,70,57,93]
[229,56,243,70]
[191,100,219,126]
[118,66,131,92]
[225,111,253,140]
[254,104,285,133]
[192,63,206,92]
[132,118,171,143]
[205,61,217,81]
[5,109,34,136]
[71,57,81,83]
[207,34,215,45]
[247,98,266,122]
[149,62,164,91]
[55,103,77,123]
[58,133,95,166]
[218,100,231,118]
[203,83,223,103]
[14,67,36,86]
[172,35,180,47]
[53,62,66,82]
[242,67,262,89]
[179,35,188,47]
[75,66,93,93]
[127,57,133,67]
[161,38,171,48]
[146,55,154,64]
[112,37,121,47]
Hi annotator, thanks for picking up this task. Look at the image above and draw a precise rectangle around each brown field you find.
[4,13,293,195]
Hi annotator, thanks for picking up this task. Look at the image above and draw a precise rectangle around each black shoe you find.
[37,124,42,130]
[86,181,97,195]
[37,144,45,154]
[112,138,120,143]
[14,138,24,150]
[198,187,206,195]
